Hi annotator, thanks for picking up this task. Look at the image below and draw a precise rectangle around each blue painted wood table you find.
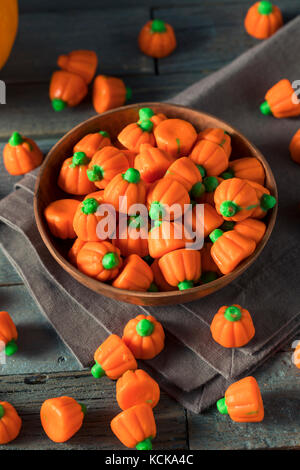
[0,0,299,450]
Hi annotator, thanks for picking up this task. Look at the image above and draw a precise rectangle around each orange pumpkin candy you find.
[113,216,149,258]
[289,129,300,165]
[148,220,192,259]
[40,396,86,443]
[111,403,156,450]
[191,203,224,239]
[154,118,197,158]
[233,218,266,244]
[118,121,156,153]
[223,157,265,185]
[116,369,160,410]
[159,248,201,290]
[122,314,165,360]
[87,146,129,189]
[57,49,98,84]
[0,401,22,444]
[3,132,43,175]
[93,75,131,114]
[49,70,88,111]
[44,199,80,239]
[151,258,175,292]
[0,311,18,356]
[135,143,174,183]
[260,79,300,118]
[77,241,122,282]
[73,131,111,159]
[73,195,111,242]
[198,128,232,158]
[147,177,190,221]
[245,180,276,219]
[189,139,229,177]
[58,152,96,195]
[112,254,154,291]
[293,341,300,369]
[244,1,283,40]
[104,168,146,214]
[210,229,256,274]
[138,19,176,59]
[210,304,255,348]
[214,178,259,222]
[68,238,86,266]
[91,334,137,380]
[165,157,204,193]
[217,376,264,422]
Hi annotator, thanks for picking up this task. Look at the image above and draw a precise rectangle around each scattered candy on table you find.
[0,311,18,356]
[40,396,86,442]
[289,129,300,165]
[49,70,88,111]
[244,1,283,40]
[260,79,300,118]
[217,376,264,422]
[122,314,165,360]
[116,369,160,410]
[138,19,176,59]
[0,401,22,444]
[3,131,43,175]
[57,49,98,85]
[210,304,255,348]
[93,75,132,114]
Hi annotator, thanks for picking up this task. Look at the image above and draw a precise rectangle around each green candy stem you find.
[258,1,273,15]
[9,131,23,146]
[221,170,234,180]
[196,165,206,178]
[136,437,153,450]
[91,362,106,378]
[209,228,224,243]
[191,182,205,199]
[151,19,167,33]
[81,198,99,215]
[260,100,272,116]
[203,176,219,193]
[178,280,194,290]
[260,194,276,211]
[220,200,240,218]
[123,168,141,183]
[71,151,89,167]
[79,403,87,416]
[136,319,155,337]
[217,397,228,415]
[125,86,132,101]
[139,107,155,120]
[5,339,18,356]
[201,271,218,284]
[148,282,159,292]
[139,119,153,132]
[87,165,104,182]
[102,252,119,270]
[224,305,242,322]
[0,404,4,419]
[52,98,67,112]
[149,201,165,221]
[128,214,145,229]
[99,130,110,138]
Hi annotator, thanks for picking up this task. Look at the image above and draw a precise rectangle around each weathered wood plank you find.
[0,285,80,373]
[2,7,153,84]
[0,370,187,449]
[154,0,298,74]
[188,352,300,450]
[0,73,204,140]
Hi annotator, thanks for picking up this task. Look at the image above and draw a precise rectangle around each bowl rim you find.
[34,102,278,303]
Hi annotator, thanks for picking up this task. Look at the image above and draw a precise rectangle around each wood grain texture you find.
[188,352,300,450]
[0,370,187,450]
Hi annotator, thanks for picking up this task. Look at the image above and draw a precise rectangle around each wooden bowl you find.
[34,103,277,306]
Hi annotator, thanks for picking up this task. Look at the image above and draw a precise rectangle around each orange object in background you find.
[73,131,111,159]
[138,19,176,58]
[122,314,165,360]
[58,152,96,195]
[154,118,197,158]
[57,50,98,84]
[244,1,283,40]
[93,75,131,114]
[210,304,255,348]
[3,131,43,175]
[91,334,137,380]
[116,369,160,410]
[49,70,88,111]
[260,79,300,118]
[77,241,122,282]
[0,0,18,70]
[0,310,18,356]
[217,376,264,422]
[44,199,79,239]
[289,129,300,165]
[159,248,201,290]
[112,254,153,291]
[0,401,22,444]
[293,342,300,369]
[40,396,86,443]
[111,403,156,449]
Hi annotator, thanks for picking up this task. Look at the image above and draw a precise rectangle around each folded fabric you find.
[1,16,300,412]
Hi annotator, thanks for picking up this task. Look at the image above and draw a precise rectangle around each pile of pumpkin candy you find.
[40,106,277,292]
[4,306,297,447]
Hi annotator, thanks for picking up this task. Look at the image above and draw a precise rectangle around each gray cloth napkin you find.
[1,16,300,413]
